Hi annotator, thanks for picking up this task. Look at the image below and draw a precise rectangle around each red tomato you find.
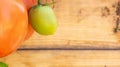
[22,0,37,10]
[0,0,28,57]
[22,0,37,40]
[24,23,34,40]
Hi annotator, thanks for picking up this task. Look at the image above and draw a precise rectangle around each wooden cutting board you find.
[23,0,120,49]
[1,0,120,67]
[1,50,120,67]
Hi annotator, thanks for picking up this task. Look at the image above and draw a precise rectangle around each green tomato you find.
[0,62,8,67]
[29,4,57,35]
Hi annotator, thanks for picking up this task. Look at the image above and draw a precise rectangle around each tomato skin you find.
[22,0,37,40]
[24,23,34,40]
[0,0,28,57]
[22,0,37,10]
[29,5,57,35]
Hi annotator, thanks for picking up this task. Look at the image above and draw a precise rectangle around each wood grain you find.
[0,50,120,67]
[22,0,120,49]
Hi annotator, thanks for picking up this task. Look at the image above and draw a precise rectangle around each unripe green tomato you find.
[29,5,57,35]
[0,62,8,67]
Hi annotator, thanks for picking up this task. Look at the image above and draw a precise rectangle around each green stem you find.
[52,0,55,8]
[38,0,42,5]
[38,0,56,6]
[52,0,54,3]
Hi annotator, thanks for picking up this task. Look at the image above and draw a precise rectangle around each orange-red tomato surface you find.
[0,0,28,57]
[22,0,37,40]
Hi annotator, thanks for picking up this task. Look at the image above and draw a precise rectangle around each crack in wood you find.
[18,47,120,51]
[114,1,120,33]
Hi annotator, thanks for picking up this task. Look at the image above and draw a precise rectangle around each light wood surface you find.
[2,1,120,66]
[0,50,120,67]
[22,0,120,49]
[1,0,120,67]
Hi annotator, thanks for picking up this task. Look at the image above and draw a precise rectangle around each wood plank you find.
[23,0,120,48]
[0,50,120,67]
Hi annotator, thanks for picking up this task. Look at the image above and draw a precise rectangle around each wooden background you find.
[23,0,120,49]
[1,50,120,67]
[1,0,120,67]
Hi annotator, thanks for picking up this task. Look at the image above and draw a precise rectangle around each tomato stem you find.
[52,0,55,8]
[38,0,42,5]
[38,0,56,6]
